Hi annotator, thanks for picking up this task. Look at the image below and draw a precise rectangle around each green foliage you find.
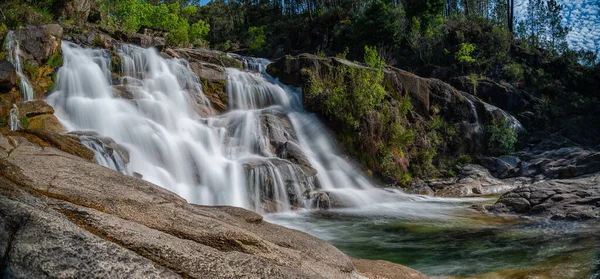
[486,120,518,156]
[45,53,63,69]
[247,26,265,52]
[189,20,210,42]
[19,116,30,129]
[166,27,189,47]
[502,63,524,82]
[457,155,472,166]
[455,43,476,64]
[181,5,198,19]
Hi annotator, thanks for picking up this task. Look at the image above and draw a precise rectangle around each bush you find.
[502,63,524,82]
[189,20,210,42]
[166,27,189,47]
[247,26,265,52]
[486,120,518,156]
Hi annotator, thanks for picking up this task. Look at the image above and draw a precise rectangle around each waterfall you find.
[9,104,19,131]
[48,42,417,212]
[4,31,35,101]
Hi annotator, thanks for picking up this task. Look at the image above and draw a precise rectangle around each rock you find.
[480,155,521,179]
[129,33,166,50]
[268,54,523,155]
[518,147,600,179]
[493,172,600,220]
[276,141,317,176]
[64,0,96,22]
[0,133,366,278]
[449,76,528,112]
[8,129,95,162]
[311,191,353,209]
[428,164,517,197]
[68,131,131,165]
[187,61,228,113]
[242,157,316,211]
[27,114,64,133]
[113,85,136,99]
[13,24,63,66]
[352,259,428,279]
[167,48,243,69]
[0,60,18,91]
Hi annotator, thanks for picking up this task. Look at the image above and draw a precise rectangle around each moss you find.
[217,54,243,69]
[19,116,30,129]
[45,53,63,69]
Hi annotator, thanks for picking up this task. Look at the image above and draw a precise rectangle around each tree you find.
[455,43,476,72]
[545,0,569,52]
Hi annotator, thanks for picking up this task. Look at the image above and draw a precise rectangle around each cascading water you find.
[48,42,418,212]
[4,31,35,101]
[9,104,19,131]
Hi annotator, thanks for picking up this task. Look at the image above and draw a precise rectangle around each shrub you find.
[502,62,525,82]
[189,20,210,42]
[486,120,518,156]
[166,27,190,47]
[248,26,265,52]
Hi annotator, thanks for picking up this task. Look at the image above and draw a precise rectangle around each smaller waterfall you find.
[9,104,19,131]
[4,31,34,101]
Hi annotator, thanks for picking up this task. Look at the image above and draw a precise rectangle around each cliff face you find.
[267,54,524,182]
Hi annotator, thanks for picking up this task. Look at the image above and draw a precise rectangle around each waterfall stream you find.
[48,42,419,212]
[4,31,35,101]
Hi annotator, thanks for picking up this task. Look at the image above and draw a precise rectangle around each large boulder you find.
[13,24,63,66]
[426,164,517,197]
[517,146,600,179]
[449,76,528,112]
[64,0,96,22]
[0,60,18,91]
[493,173,600,220]
[0,133,372,278]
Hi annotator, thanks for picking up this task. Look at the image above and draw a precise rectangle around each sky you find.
[515,0,600,52]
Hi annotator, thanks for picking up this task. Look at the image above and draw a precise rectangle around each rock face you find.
[267,54,523,155]
[449,76,528,112]
[0,60,18,91]
[13,24,63,66]
[493,173,600,220]
[352,259,428,279]
[64,0,96,22]
[0,133,373,278]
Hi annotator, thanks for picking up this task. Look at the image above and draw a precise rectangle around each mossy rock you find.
[28,114,64,134]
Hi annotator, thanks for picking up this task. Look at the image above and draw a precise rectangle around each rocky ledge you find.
[0,132,425,279]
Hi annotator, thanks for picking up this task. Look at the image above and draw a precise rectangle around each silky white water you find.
[48,42,421,212]
[4,31,35,101]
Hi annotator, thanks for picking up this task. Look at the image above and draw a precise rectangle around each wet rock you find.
[186,61,227,113]
[242,157,315,211]
[311,191,352,209]
[167,48,243,69]
[352,259,428,279]
[260,109,297,149]
[480,155,521,179]
[0,60,18,91]
[428,164,516,197]
[0,133,365,278]
[112,85,136,99]
[276,141,317,176]
[493,173,600,220]
[68,131,130,164]
[13,24,63,65]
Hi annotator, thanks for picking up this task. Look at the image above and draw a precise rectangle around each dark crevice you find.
[0,209,31,275]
